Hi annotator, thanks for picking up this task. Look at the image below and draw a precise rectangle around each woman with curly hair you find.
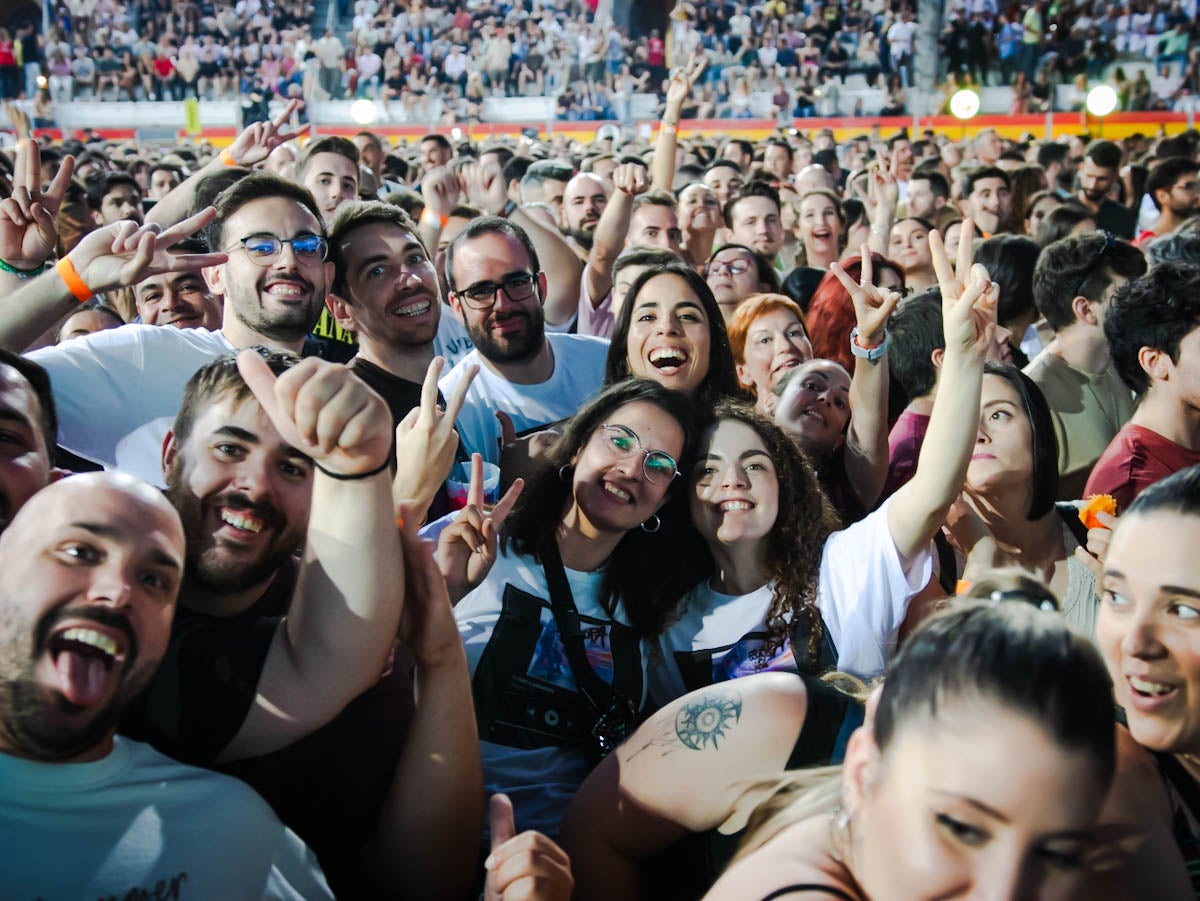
[648,226,1000,702]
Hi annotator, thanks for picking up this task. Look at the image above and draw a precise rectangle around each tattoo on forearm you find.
[621,687,744,763]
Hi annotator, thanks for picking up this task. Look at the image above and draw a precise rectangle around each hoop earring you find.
[640,514,661,533]
[829,805,852,864]
[558,464,574,483]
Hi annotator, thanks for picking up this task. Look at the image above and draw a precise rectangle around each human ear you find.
[841,721,880,816]
[161,429,179,483]
[326,292,357,334]
[1138,346,1171,384]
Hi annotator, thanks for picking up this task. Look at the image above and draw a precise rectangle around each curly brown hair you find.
[700,400,842,668]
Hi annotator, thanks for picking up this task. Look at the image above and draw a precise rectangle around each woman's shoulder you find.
[705,820,858,901]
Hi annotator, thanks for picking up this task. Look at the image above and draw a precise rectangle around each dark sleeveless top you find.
[1115,708,1200,896]
[1151,749,1200,896]
[643,674,865,900]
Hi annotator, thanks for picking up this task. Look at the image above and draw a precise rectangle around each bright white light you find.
[1086,84,1118,118]
[350,99,378,125]
[949,89,980,121]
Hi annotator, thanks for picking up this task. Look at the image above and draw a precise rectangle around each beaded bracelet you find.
[0,258,51,279]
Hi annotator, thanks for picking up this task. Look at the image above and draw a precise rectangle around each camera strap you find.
[538,539,635,759]
[539,539,616,712]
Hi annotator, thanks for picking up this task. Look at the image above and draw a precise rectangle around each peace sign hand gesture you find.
[68,207,228,296]
[930,218,999,362]
[392,356,477,521]
[0,140,75,270]
[665,54,707,113]
[226,98,311,167]
[437,453,525,605]
[829,243,902,347]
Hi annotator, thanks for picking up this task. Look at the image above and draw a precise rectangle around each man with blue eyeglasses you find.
[22,173,337,485]
[441,216,609,467]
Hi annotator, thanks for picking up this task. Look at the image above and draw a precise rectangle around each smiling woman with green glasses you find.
[452,378,707,842]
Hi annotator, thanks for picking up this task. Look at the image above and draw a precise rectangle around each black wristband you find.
[313,458,391,481]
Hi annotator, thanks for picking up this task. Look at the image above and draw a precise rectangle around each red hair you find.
[727,293,808,368]
[806,253,905,373]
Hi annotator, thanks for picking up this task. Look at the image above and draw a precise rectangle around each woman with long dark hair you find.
[649,228,1000,702]
[604,260,741,407]
[453,379,704,839]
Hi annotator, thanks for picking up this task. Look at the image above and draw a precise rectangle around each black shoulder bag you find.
[539,539,638,762]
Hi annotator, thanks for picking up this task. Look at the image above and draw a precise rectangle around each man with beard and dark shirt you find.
[439,217,609,465]
[120,349,482,899]
[0,472,333,897]
[1075,140,1138,239]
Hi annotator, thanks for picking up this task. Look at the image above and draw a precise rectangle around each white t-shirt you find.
[28,325,235,482]
[439,332,609,465]
[432,306,475,369]
[887,20,918,56]
[650,499,932,704]
[0,736,331,900]
[455,548,647,837]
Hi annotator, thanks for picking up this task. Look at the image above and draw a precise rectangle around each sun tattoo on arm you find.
[674,690,744,750]
[622,686,745,762]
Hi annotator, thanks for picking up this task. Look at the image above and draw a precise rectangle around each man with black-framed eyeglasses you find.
[440,216,609,466]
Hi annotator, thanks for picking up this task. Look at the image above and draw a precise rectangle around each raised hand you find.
[437,453,524,604]
[68,207,228,295]
[484,794,574,901]
[829,243,902,346]
[930,218,998,361]
[392,356,477,519]
[665,54,707,112]
[236,350,392,477]
[0,140,75,269]
[461,160,509,216]
[395,504,463,667]
[611,162,649,198]
[422,166,462,219]
[225,98,311,167]
[1074,509,1117,579]
[863,154,899,224]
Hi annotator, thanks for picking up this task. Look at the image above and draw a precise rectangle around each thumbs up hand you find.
[483,794,575,901]
[236,350,392,478]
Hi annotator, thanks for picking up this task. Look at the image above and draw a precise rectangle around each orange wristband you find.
[56,257,93,303]
[219,148,237,167]
[955,579,972,596]
[420,208,449,228]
